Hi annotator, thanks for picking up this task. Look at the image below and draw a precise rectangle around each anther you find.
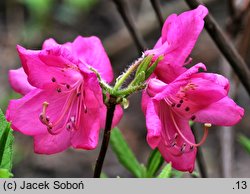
[66,84,70,89]
[51,77,56,82]
[66,123,71,130]
[180,143,186,152]
[171,103,176,107]
[84,104,87,113]
[204,123,212,128]
[179,99,184,104]
[70,116,75,123]
[171,142,176,147]
[39,113,44,121]
[185,107,190,112]
[47,125,52,130]
[46,116,50,122]
[77,92,81,97]
[43,101,49,108]
[57,88,62,93]
[174,133,178,139]
[190,145,194,150]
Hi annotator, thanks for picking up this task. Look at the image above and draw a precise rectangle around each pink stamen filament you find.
[41,81,85,135]
[170,111,209,147]
[75,85,84,128]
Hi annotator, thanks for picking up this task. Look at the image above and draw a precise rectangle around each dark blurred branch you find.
[112,0,146,53]
[150,0,164,28]
[185,0,250,97]
[228,0,236,17]
[192,125,208,178]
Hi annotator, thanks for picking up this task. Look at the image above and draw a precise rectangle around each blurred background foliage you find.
[0,0,250,177]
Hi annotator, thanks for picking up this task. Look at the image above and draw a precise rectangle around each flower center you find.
[159,101,210,156]
[39,77,87,135]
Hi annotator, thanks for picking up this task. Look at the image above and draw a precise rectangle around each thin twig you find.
[191,125,208,178]
[228,0,236,17]
[93,98,117,178]
[112,0,146,53]
[185,0,250,97]
[150,0,164,28]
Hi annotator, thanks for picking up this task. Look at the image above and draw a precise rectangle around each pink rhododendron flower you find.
[142,6,244,172]
[142,64,244,172]
[7,36,122,154]
[146,5,208,83]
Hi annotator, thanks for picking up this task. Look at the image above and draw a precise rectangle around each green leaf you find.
[110,127,144,177]
[171,170,183,178]
[157,163,172,178]
[0,109,14,173]
[146,149,164,177]
[100,172,108,178]
[238,134,250,154]
[0,168,13,178]
[21,0,53,18]
[191,171,200,178]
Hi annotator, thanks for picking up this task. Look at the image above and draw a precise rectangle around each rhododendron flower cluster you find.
[6,5,244,174]
[7,36,122,154]
[142,5,244,172]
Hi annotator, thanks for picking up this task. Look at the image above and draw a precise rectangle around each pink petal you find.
[158,139,197,172]
[147,78,167,97]
[99,104,123,130]
[154,61,187,83]
[34,129,71,154]
[194,97,244,126]
[6,86,70,136]
[39,44,78,67]
[8,68,35,95]
[42,38,59,49]
[153,63,207,100]
[112,105,123,128]
[157,105,197,172]
[43,38,74,53]
[16,45,40,74]
[72,36,113,83]
[192,72,230,92]
[71,105,101,150]
[146,99,161,149]
[70,86,102,150]
[141,91,150,114]
[161,5,208,67]
[17,45,82,89]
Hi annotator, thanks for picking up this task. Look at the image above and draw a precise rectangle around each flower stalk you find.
[93,97,117,178]
[93,54,160,177]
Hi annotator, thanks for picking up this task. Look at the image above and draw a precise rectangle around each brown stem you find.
[150,0,164,28]
[112,0,146,53]
[185,0,250,97]
[93,98,117,178]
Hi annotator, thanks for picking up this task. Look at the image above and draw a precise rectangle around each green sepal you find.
[130,71,145,87]
[145,55,163,80]
[135,55,153,77]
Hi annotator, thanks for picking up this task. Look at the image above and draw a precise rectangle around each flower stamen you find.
[170,111,210,147]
